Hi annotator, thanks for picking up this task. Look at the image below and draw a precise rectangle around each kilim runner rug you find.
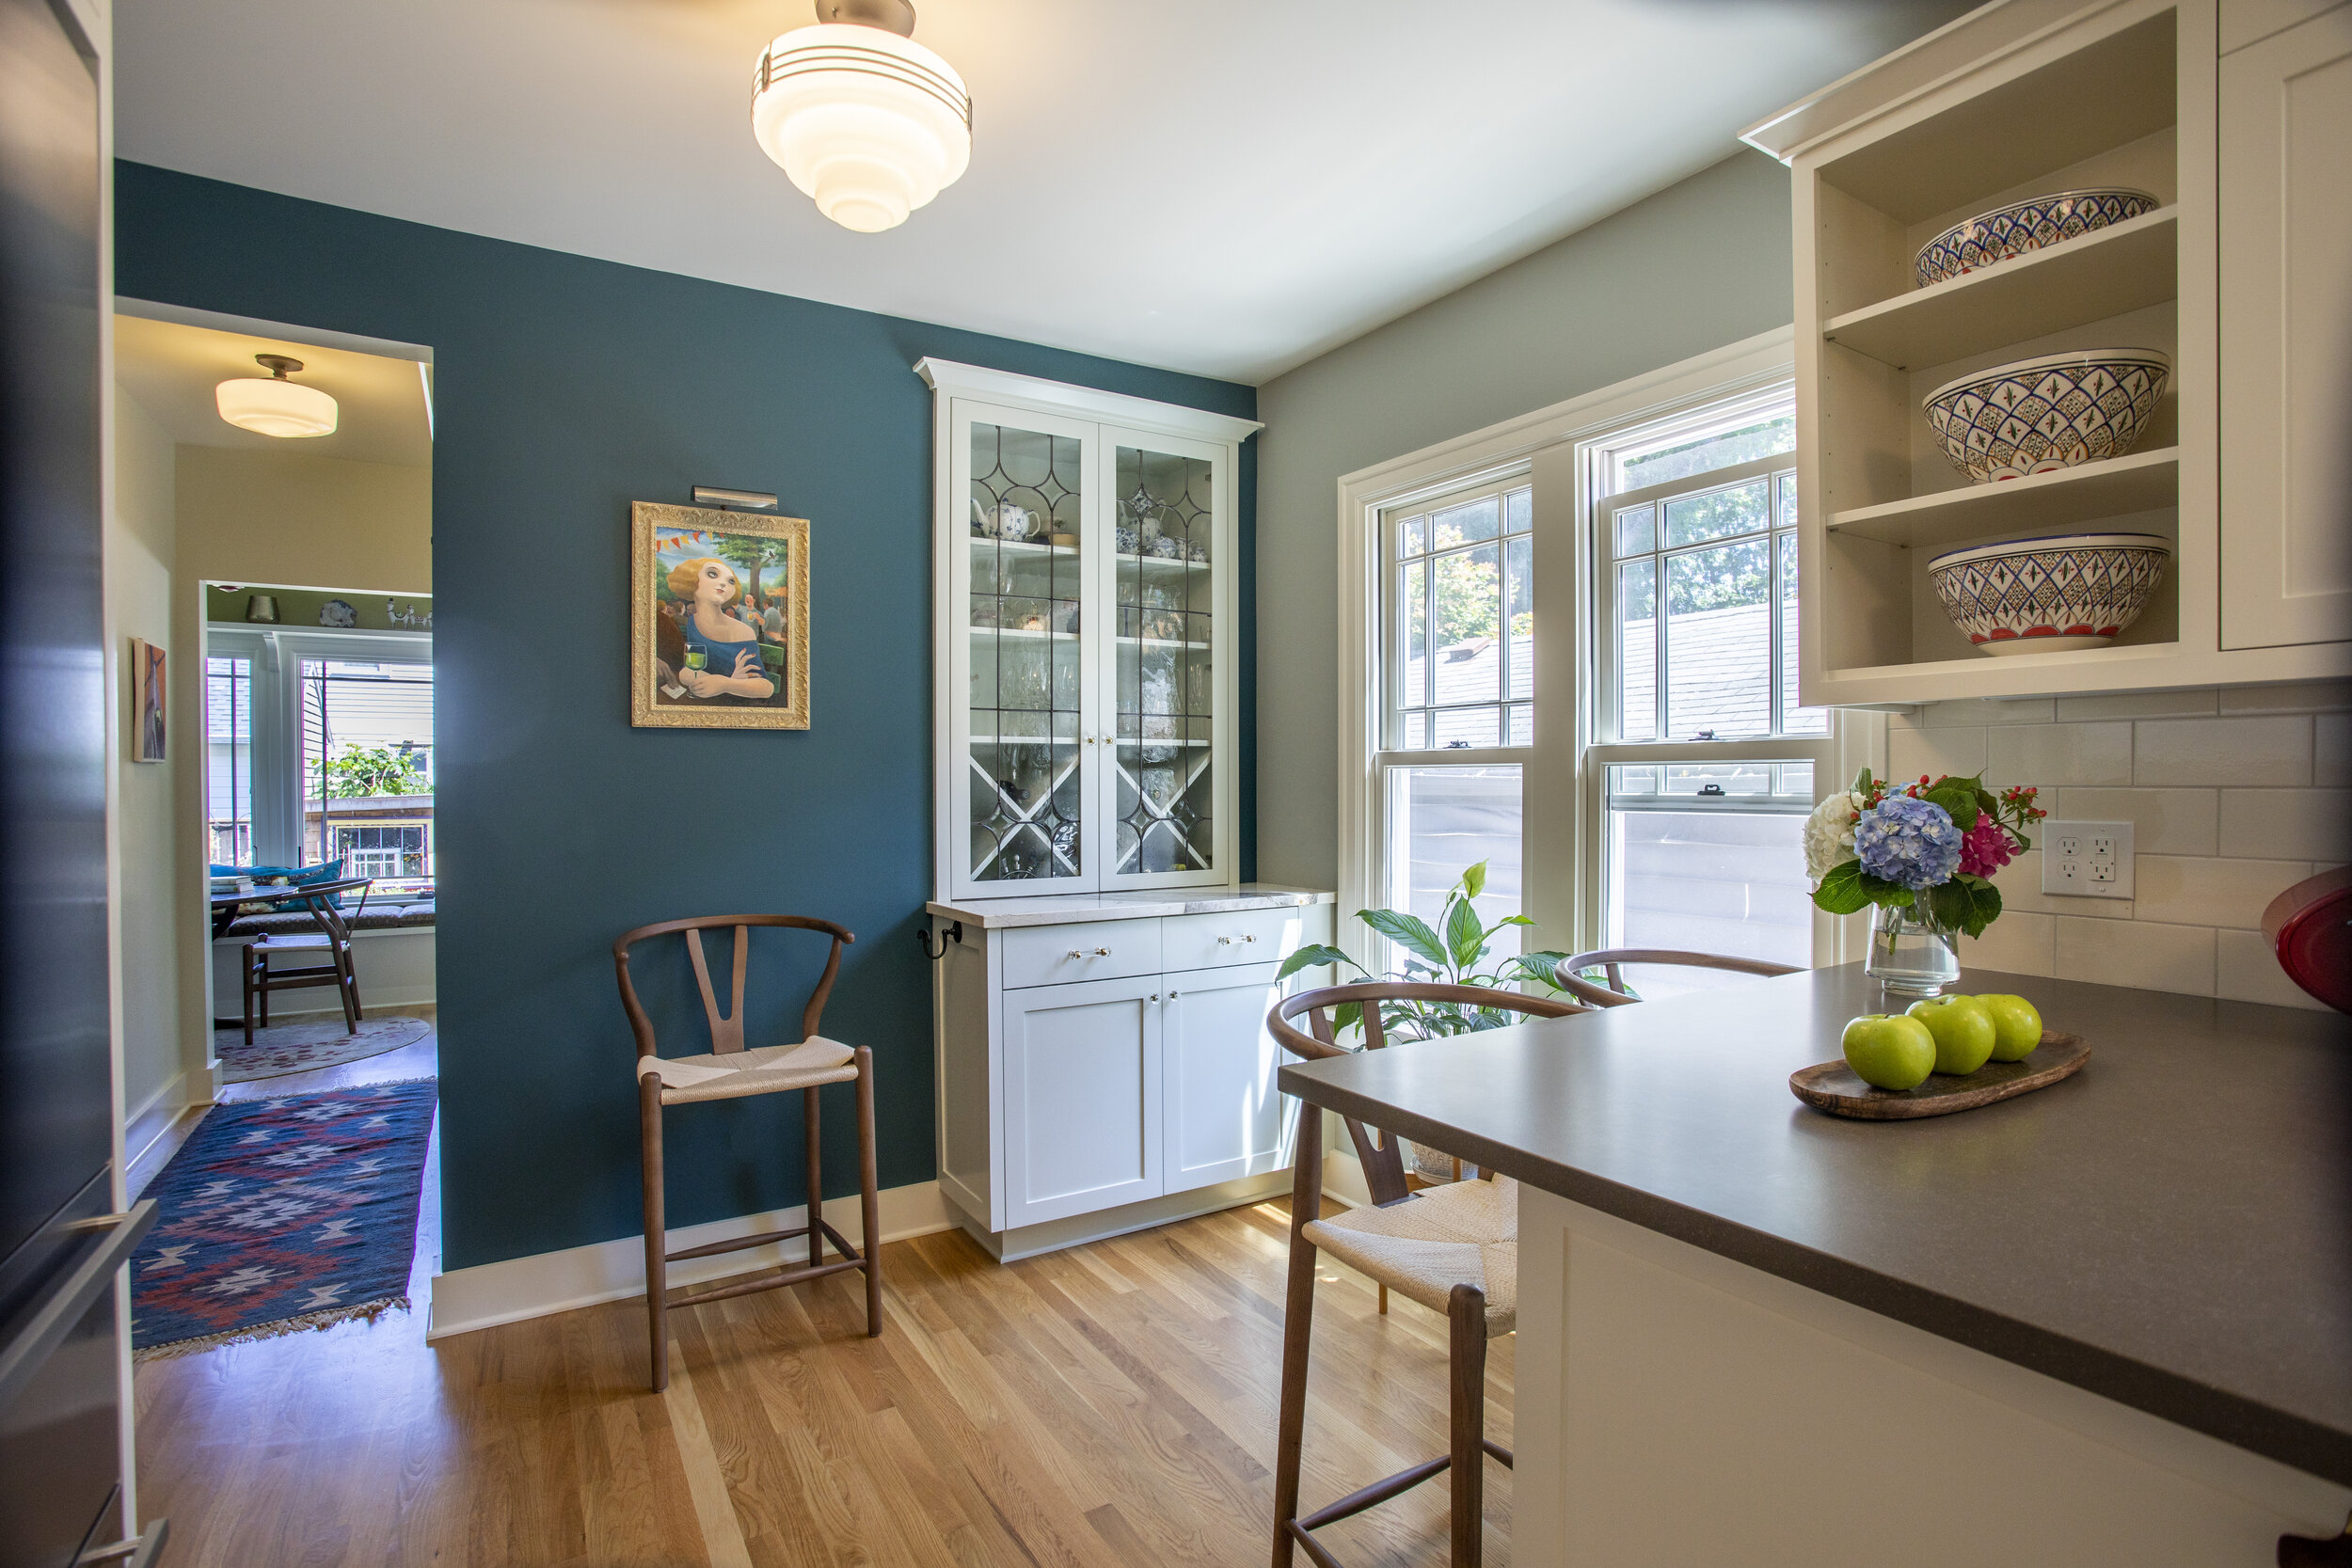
[130,1080,436,1358]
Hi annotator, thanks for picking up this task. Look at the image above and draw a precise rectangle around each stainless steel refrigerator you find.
[0,2,158,1563]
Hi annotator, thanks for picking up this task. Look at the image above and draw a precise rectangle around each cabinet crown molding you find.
[913,357,1262,444]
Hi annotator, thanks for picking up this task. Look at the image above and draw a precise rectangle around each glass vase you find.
[1865,901,1962,996]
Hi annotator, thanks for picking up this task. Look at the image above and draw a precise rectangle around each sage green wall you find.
[1251,150,1798,889]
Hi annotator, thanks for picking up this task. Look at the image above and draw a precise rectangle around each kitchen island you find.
[1278,964,2352,1566]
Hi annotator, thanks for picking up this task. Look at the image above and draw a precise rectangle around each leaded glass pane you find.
[1115,444,1214,874]
[969,420,1083,881]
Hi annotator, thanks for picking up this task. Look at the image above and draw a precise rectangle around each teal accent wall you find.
[115,162,1256,1270]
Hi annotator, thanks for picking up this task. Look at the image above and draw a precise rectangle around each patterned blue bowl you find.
[1923,348,2169,483]
[1928,531,2171,656]
[1915,187,2159,289]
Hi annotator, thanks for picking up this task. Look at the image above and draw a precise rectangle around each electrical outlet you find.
[2042,819,2134,900]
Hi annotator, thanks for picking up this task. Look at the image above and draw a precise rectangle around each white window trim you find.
[1335,325,1889,974]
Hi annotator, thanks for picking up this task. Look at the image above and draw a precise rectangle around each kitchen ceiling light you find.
[751,0,971,234]
[215,354,338,438]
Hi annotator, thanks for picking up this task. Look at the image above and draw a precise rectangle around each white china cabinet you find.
[1745,0,2352,703]
[918,358,1257,901]
[916,360,1334,1260]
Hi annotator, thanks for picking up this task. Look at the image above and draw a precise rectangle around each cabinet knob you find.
[1093,946,1111,956]
[1168,990,1180,998]
[1150,993,1160,1002]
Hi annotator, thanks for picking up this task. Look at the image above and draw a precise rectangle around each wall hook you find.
[917,919,962,960]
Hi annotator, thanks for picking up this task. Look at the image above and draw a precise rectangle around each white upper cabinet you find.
[920,360,1259,902]
[2217,2,2352,649]
[1748,0,2352,703]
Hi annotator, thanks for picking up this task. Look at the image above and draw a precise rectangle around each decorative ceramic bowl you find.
[1928,531,2171,655]
[1923,348,2169,483]
[1915,187,2158,288]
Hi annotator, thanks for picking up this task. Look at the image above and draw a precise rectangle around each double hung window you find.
[1375,475,1534,955]
[1585,388,1832,989]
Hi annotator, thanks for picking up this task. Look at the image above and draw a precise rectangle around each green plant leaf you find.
[1331,1001,1362,1037]
[1462,860,1487,899]
[1358,908,1447,967]
[1858,871,1915,909]
[1444,895,1487,971]
[1276,943,1355,981]
[1498,950,1570,990]
[1811,861,1875,914]
[1492,914,1536,927]
[1851,766,1878,796]
[1923,879,1976,931]
[1924,784,1980,830]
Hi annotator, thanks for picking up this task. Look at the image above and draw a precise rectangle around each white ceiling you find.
[112,0,1972,384]
[115,312,436,467]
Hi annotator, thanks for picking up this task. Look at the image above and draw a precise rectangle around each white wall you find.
[108,389,186,1135]
[1894,685,2350,1007]
[1253,151,1801,889]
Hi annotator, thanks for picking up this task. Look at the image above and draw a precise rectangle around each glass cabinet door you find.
[961,410,1093,892]
[1105,436,1222,884]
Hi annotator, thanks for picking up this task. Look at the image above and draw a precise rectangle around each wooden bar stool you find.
[1265,980,1590,1568]
[1553,947,1801,1008]
[612,913,882,1392]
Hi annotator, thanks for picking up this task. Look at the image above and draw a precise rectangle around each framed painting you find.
[631,501,811,730]
[130,637,166,762]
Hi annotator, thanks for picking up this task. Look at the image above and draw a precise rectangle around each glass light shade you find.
[215,376,338,437]
[751,24,971,233]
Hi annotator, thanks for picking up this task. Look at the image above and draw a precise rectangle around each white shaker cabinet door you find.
[1000,975,1164,1228]
[1161,961,1294,1193]
[2218,3,2352,649]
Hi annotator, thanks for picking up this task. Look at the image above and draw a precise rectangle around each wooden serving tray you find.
[1789,1031,2090,1120]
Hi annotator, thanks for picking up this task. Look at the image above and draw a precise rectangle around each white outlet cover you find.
[2041,818,2135,900]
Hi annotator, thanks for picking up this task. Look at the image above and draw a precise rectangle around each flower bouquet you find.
[1804,768,2046,991]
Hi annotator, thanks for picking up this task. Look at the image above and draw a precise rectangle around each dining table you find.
[208,877,374,940]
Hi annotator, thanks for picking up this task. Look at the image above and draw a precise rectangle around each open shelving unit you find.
[1786,0,2212,702]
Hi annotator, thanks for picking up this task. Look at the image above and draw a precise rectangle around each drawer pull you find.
[1216,933,1260,945]
[1067,946,1112,959]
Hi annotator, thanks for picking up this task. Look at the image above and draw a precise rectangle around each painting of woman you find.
[631,501,810,730]
[667,558,775,701]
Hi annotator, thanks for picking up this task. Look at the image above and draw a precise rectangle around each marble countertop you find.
[1279,964,2352,1485]
[926,883,1335,929]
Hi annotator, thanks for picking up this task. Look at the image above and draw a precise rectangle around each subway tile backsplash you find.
[1888,681,2349,1010]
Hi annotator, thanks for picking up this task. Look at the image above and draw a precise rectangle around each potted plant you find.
[1804,768,2046,994]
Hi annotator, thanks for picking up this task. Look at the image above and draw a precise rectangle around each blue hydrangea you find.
[1852,794,1962,891]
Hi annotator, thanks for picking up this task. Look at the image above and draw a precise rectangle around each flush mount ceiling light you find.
[751,0,971,234]
[215,354,338,438]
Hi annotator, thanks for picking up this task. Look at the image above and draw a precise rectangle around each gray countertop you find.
[927,883,1334,928]
[1277,964,2352,1484]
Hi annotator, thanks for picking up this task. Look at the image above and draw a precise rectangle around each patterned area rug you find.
[215,1014,431,1084]
[131,1081,437,1359]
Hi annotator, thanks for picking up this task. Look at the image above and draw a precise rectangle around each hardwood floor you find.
[135,1165,1514,1565]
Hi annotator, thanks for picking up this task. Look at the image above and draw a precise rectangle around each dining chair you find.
[1552,947,1801,1008]
[1266,980,1591,1568]
[613,913,882,1393]
[239,879,373,1041]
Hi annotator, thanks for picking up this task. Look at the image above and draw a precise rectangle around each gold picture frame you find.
[631,501,811,730]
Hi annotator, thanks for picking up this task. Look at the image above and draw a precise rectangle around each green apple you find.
[1975,993,2043,1062]
[1842,1014,1938,1091]
[1906,994,1997,1075]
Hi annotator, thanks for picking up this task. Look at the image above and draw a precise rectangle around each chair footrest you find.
[665,1254,866,1309]
[666,1223,815,1263]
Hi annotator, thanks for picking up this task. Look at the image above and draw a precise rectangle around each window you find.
[1373,476,1534,959]
[1599,394,1823,743]
[1583,384,1838,992]
[206,654,254,864]
[202,625,435,891]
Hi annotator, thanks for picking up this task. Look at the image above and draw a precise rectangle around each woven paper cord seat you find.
[1303,1176,1518,1335]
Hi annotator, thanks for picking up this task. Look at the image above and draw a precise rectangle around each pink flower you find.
[1957,816,2017,879]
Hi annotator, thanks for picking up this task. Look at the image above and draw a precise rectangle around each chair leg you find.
[641,1072,669,1393]
[1448,1283,1489,1568]
[1271,1100,1325,1568]
[335,943,360,1035]
[803,1085,824,1272]
[1378,1282,1388,1315]
[242,946,258,1046]
[854,1046,882,1337]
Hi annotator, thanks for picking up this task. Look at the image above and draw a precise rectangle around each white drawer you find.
[1001,918,1162,990]
[1161,903,1327,973]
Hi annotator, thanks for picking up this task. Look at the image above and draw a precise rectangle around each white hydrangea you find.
[1803,791,1865,884]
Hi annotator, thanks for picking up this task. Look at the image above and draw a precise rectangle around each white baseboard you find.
[425,1180,955,1341]
[121,1070,192,1171]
